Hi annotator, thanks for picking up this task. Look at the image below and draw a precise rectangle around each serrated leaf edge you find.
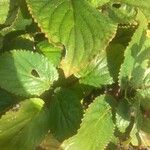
[0,50,58,97]
[60,94,115,150]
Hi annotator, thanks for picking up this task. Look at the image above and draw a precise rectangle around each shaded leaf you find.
[0,0,10,25]
[0,89,16,113]
[48,87,83,141]
[87,0,110,7]
[116,100,131,133]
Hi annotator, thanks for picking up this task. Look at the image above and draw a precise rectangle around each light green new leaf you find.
[0,50,58,96]
[61,95,115,150]
[26,0,116,76]
[0,98,49,150]
[37,40,62,66]
[0,0,10,25]
[119,11,150,89]
[116,100,131,133]
[48,87,83,141]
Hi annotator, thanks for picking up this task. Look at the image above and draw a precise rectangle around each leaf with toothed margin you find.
[76,51,113,87]
[26,0,116,76]
[0,50,58,96]
[61,95,115,150]
[119,10,150,89]
[0,98,50,150]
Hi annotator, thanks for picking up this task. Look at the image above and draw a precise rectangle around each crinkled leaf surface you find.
[0,0,10,25]
[0,50,58,96]
[0,98,49,150]
[48,87,83,141]
[26,0,116,76]
[119,11,150,89]
[61,95,114,150]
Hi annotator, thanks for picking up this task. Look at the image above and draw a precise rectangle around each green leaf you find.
[87,0,110,7]
[48,87,83,141]
[2,35,34,51]
[76,53,113,87]
[0,0,10,25]
[38,133,60,150]
[37,40,62,66]
[136,67,150,111]
[26,0,116,76]
[129,101,143,146]
[1,0,19,29]
[0,50,58,96]
[0,89,16,113]
[115,0,150,10]
[106,2,137,24]
[119,11,150,89]
[0,98,49,150]
[61,95,115,150]
[113,0,150,21]
[107,25,136,82]
[139,130,150,147]
[141,117,150,134]
[116,100,131,133]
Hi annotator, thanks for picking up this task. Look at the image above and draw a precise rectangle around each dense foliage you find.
[0,0,150,149]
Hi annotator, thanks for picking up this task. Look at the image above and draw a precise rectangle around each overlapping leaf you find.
[119,11,150,89]
[116,100,131,133]
[61,95,115,150]
[0,89,16,114]
[48,87,83,141]
[37,40,62,66]
[26,0,116,76]
[76,52,113,87]
[0,98,49,150]
[0,50,58,96]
